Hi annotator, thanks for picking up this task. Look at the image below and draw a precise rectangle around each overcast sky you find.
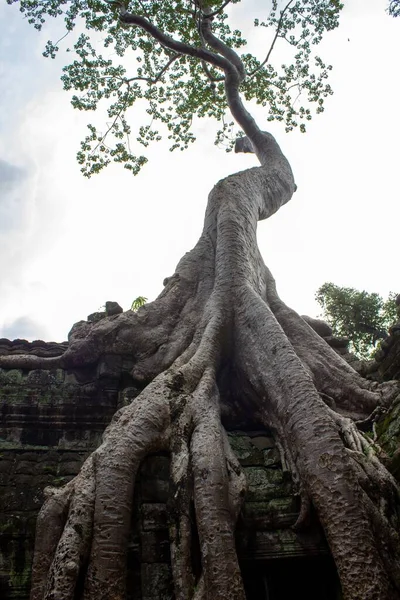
[0,0,399,342]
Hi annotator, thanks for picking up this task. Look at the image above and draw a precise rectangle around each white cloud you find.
[0,315,49,342]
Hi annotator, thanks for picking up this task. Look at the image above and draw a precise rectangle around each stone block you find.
[18,452,39,462]
[97,354,122,379]
[58,461,83,476]
[237,527,328,561]
[141,504,168,531]
[59,451,85,462]
[105,301,123,316]
[140,479,169,504]
[140,456,170,481]
[244,466,292,502]
[263,447,281,467]
[141,531,170,563]
[243,497,297,529]
[3,370,23,384]
[141,563,172,599]
[227,433,264,466]
[0,459,13,474]
[14,461,38,475]
[249,436,275,450]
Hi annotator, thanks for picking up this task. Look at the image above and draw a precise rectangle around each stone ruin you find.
[1,298,400,600]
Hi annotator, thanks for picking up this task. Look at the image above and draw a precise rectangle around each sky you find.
[0,0,399,342]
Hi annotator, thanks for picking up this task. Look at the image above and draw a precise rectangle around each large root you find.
[30,306,247,600]
[234,285,400,599]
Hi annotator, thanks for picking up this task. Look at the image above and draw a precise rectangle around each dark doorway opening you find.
[241,555,341,600]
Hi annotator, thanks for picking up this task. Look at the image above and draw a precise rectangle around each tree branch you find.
[114,6,232,74]
[248,0,294,79]
[126,53,180,84]
[202,0,234,20]
[88,84,131,158]
[200,60,224,83]
[199,7,246,82]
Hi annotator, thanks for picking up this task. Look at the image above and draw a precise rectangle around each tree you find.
[2,2,400,600]
[316,283,398,359]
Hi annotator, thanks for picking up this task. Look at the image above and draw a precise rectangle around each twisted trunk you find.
[1,8,399,599]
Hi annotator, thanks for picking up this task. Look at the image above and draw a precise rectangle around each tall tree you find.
[2,2,400,600]
[316,283,398,359]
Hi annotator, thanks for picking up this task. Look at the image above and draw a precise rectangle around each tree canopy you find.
[8,0,345,176]
[316,282,398,359]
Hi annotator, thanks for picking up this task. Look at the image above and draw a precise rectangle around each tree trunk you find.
[1,133,399,600]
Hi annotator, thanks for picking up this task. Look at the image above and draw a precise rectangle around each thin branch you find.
[202,0,233,19]
[291,87,302,108]
[200,60,224,83]
[89,83,131,158]
[53,30,71,48]
[126,53,180,84]
[247,0,294,79]
[137,0,151,20]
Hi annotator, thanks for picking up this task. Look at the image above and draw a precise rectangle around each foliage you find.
[316,282,398,359]
[8,0,343,176]
[131,295,147,311]
[389,0,400,17]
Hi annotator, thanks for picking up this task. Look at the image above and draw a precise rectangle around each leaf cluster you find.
[131,295,147,311]
[389,0,400,17]
[9,0,343,176]
[316,282,398,360]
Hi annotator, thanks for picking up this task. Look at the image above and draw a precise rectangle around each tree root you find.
[30,319,247,600]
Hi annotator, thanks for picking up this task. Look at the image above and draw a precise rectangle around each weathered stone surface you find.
[250,435,275,450]
[0,339,67,358]
[263,447,281,467]
[242,498,297,530]
[245,466,291,502]
[0,353,324,600]
[141,504,168,531]
[87,311,106,323]
[141,563,173,599]
[105,301,123,316]
[237,527,328,560]
[97,354,123,379]
[227,433,264,465]
[140,531,170,563]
